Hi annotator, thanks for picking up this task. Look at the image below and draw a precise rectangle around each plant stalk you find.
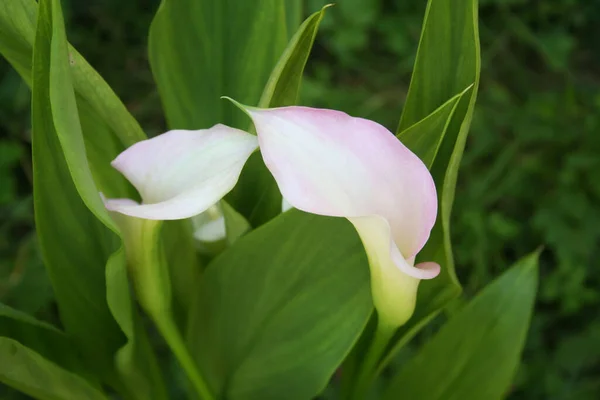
[350,320,395,400]
[155,316,214,400]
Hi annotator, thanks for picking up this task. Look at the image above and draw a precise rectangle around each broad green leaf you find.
[227,7,330,227]
[148,0,287,131]
[0,338,108,400]
[398,88,468,168]
[33,0,123,379]
[284,1,303,39]
[0,303,85,376]
[32,1,166,397]
[188,210,372,400]
[384,0,481,367]
[384,251,539,400]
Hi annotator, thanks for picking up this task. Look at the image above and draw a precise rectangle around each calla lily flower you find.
[104,124,258,220]
[106,106,439,328]
[239,105,440,328]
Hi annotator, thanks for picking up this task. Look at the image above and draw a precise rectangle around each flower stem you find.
[116,217,214,400]
[155,315,214,400]
[350,320,395,400]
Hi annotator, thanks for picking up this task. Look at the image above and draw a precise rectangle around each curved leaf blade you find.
[398,88,467,168]
[0,338,108,400]
[0,303,86,376]
[188,210,372,400]
[385,0,481,368]
[32,0,123,377]
[31,1,166,397]
[384,251,539,400]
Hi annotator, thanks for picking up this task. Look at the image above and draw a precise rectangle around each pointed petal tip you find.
[103,197,160,220]
[390,235,440,280]
[102,197,194,220]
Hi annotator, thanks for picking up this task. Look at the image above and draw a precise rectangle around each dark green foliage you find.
[0,0,598,398]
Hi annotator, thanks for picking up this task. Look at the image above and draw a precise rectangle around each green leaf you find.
[227,6,330,227]
[397,0,479,131]
[384,0,481,367]
[148,0,287,131]
[188,210,372,400]
[33,0,123,378]
[32,1,166,397]
[284,1,303,39]
[0,303,85,376]
[384,251,539,400]
[258,6,330,109]
[0,338,108,400]
[0,0,35,82]
[398,87,468,169]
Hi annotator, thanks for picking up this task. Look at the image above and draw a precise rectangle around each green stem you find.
[116,218,214,400]
[350,321,395,400]
[155,315,214,400]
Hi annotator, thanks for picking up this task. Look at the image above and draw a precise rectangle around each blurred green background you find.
[1,0,599,399]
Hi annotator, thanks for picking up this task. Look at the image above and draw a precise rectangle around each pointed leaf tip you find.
[221,96,258,118]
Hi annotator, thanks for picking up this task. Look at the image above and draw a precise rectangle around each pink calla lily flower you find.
[240,106,440,327]
[105,106,439,327]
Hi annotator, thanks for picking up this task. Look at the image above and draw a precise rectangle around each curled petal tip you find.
[390,239,440,280]
[414,261,441,279]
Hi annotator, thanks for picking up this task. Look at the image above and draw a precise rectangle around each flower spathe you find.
[104,124,258,220]
[241,105,440,328]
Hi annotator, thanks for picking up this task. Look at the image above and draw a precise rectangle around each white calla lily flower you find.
[104,124,258,220]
